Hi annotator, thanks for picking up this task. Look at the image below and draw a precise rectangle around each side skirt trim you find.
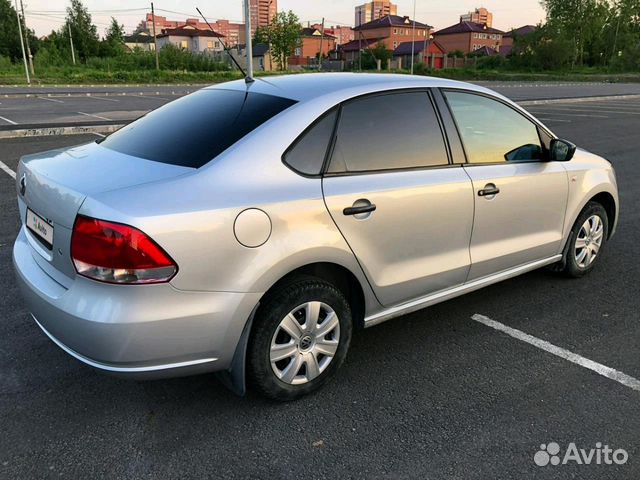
[364,255,562,328]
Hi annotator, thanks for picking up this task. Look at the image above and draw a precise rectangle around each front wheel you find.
[555,201,608,278]
[247,277,352,401]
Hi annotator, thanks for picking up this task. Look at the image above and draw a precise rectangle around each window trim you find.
[439,88,556,167]
[322,88,455,178]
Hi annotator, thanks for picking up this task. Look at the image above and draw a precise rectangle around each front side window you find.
[100,89,296,168]
[445,91,543,164]
[328,92,449,173]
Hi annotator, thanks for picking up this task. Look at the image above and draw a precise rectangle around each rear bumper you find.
[13,227,261,379]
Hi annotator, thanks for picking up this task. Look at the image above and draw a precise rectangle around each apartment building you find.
[459,7,493,28]
[250,0,277,35]
[355,0,398,27]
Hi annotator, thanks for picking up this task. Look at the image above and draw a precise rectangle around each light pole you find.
[410,0,416,74]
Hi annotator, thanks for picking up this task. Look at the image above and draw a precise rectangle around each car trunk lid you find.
[16,141,192,283]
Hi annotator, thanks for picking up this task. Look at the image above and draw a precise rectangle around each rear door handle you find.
[478,184,500,197]
[343,204,377,216]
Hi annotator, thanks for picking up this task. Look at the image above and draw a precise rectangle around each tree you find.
[261,11,301,70]
[101,17,126,56]
[0,0,38,62]
[541,0,612,67]
[64,0,99,61]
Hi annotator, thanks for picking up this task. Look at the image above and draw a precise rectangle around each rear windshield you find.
[100,89,297,168]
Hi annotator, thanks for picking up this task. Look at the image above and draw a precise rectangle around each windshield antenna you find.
[196,7,248,79]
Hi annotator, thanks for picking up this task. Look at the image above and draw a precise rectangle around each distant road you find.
[2,80,640,130]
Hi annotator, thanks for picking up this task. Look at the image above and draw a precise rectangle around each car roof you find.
[205,73,493,103]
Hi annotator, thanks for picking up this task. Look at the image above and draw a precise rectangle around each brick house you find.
[353,15,432,52]
[156,27,225,53]
[311,24,355,46]
[393,40,446,69]
[289,27,337,66]
[433,21,504,55]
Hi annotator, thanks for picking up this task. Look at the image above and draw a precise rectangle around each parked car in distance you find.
[13,73,618,401]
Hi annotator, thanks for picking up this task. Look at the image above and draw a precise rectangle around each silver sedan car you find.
[13,74,618,400]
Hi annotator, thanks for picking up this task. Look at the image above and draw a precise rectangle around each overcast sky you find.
[22,0,546,37]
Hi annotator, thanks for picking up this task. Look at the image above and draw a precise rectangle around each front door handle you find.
[478,184,500,197]
[343,204,377,216]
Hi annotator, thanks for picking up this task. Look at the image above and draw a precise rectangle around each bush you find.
[476,55,507,70]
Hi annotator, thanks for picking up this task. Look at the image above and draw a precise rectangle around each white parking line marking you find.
[0,159,16,179]
[527,111,609,118]
[77,111,112,121]
[538,118,572,123]
[88,96,119,103]
[0,115,17,125]
[472,314,640,393]
[39,96,64,103]
[530,106,640,116]
[135,94,171,101]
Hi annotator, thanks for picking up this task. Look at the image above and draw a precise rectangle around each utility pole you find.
[410,0,416,74]
[68,23,76,65]
[19,0,34,76]
[14,0,30,84]
[243,0,254,82]
[151,2,160,70]
[318,17,325,71]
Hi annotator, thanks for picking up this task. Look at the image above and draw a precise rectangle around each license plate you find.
[26,208,54,248]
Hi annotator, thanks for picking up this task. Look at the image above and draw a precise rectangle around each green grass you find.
[2,64,640,85]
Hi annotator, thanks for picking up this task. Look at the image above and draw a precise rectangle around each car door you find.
[443,90,569,281]
[322,90,474,307]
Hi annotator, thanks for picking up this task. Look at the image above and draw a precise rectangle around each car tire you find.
[555,201,609,278]
[247,276,353,401]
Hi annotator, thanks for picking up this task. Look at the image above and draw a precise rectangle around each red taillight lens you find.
[71,215,177,284]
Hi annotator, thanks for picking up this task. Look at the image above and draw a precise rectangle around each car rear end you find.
[12,87,297,378]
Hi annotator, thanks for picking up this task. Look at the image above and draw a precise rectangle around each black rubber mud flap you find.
[215,303,259,396]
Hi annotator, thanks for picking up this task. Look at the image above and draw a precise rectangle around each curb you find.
[0,91,192,99]
[0,124,124,139]
[518,94,640,106]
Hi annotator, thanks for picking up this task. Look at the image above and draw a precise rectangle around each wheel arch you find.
[588,191,617,239]
[260,262,368,330]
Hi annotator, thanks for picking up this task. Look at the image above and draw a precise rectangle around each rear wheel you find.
[556,202,608,278]
[247,277,352,401]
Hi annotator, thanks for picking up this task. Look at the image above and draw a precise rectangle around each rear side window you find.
[100,89,296,168]
[444,91,542,164]
[283,109,337,176]
[328,92,448,173]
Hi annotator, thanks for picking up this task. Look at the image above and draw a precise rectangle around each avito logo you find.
[534,442,628,466]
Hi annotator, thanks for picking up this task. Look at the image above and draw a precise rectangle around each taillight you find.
[71,215,177,284]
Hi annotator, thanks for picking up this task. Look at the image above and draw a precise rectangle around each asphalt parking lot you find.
[1,92,639,478]
[2,80,640,128]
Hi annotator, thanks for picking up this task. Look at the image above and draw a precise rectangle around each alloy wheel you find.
[575,214,604,268]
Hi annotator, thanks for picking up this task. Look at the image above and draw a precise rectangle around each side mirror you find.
[550,139,577,162]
